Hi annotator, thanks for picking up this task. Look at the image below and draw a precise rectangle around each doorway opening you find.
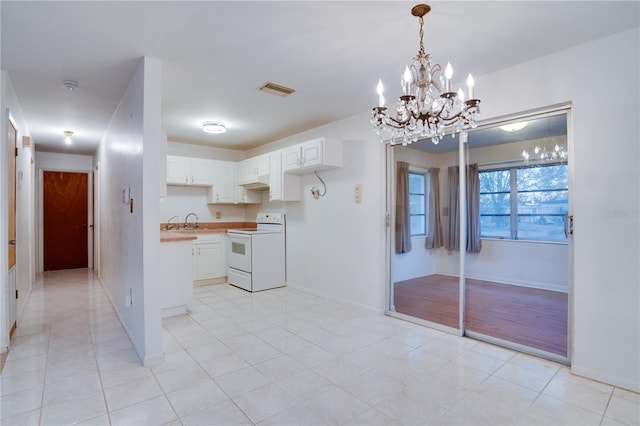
[387,107,572,363]
[43,171,89,271]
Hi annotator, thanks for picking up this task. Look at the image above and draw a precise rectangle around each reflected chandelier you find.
[371,4,481,146]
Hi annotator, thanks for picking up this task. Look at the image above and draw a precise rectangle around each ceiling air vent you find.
[258,81,296,97]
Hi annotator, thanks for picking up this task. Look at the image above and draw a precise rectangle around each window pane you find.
[410,215,425,235]
[480,169,510,193]
[518,164,568,191]
[480,193,510,215]
[410,194,425,215]
[409,173,425,193]
[517,215,566,240]
[517,190,568,215]
[480,215,510,238]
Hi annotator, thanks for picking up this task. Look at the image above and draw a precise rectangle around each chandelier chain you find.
[418,16,425,58]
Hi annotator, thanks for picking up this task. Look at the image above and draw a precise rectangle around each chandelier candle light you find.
[371,4,481,146]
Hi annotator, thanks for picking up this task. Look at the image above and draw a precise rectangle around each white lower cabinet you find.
[160,240,193,318]
[193,234,226,281]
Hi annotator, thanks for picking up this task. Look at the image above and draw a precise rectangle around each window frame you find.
[479,162,568,243]
[408,169,428,238]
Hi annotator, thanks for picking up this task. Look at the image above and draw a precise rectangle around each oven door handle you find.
[228,233,251,241]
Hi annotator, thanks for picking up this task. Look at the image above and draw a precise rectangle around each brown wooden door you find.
[43,171,88,270]
[8,120,17,269]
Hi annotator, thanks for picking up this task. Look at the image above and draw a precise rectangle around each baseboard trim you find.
[285,282,385,315]
[571,364,640,393]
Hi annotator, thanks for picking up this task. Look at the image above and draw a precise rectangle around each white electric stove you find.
[227,212,285,292]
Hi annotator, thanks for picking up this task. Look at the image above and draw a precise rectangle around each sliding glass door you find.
[386,106,572,363]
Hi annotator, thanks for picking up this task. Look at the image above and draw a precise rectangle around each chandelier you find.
[371,4,481,146]
[522,143,568,163]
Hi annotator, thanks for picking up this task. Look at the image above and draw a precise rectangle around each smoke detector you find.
[63,80,79,91]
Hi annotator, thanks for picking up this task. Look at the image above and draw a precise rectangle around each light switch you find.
[354,184,363,203]
[216,211,222,219]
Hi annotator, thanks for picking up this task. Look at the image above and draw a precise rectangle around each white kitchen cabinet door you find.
[167,156,190,185]
[269,151,301,201]
[269,152,282,201]
[160,240,193,317]
[255,154,270,177]
[282,146,302,171]
[193,240,224,280]
[209,161,236,203]
[281,137,339,173]
[299,139,323,168]
[189,158,214,186]
[167,156,214,186]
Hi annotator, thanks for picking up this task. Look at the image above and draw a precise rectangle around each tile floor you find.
[1,268,638,425]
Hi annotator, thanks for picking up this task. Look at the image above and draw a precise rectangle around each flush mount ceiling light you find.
[63,80,79,91]
[202,121,226,134]
[500,122,528,132]
[63,130,73,145]
[371,4,481,147]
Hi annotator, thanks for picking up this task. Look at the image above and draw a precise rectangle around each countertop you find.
[159,221,255,243]
[160,229,227,243]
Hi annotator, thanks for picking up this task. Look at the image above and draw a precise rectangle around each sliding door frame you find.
[384,102,574,365]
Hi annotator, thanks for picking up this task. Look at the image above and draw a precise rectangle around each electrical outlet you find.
[354,184,363,203]
[216,211,222,219]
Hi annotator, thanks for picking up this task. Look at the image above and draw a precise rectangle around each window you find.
[479,163,568,241]
[409,171,427,236]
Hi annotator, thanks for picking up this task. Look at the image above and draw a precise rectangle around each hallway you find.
[1,269,638,425]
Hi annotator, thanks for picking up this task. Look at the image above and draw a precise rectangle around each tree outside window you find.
[480,163,568,241]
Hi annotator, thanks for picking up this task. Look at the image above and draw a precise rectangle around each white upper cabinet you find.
[237,154,270,189]
[167,156,214,186]
[208,161,236,204]
[269,151,301,201]
[282,137,341,174]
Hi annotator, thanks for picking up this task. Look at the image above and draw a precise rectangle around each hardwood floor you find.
[394,274,568,356]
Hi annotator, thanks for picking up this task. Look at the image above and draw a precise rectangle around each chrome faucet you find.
[184,212,199,229]
[167,215,179,230]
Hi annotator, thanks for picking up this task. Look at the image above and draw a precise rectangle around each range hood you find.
[239,175,269,190]
[240,180,269,190]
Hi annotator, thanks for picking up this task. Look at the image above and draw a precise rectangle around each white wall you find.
[34,152,94,273]
[95,57,163,366]
[160,186,248,223]
[251,115,388,312]
[167,141,244,162]
[0,70,35,351]
[471,28,640,391]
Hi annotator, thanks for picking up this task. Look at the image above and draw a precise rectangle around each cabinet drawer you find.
[196,233,222,242]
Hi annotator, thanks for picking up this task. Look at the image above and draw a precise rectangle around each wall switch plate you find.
[354,184,362,203]
[122,187,130,204]
[216,211,222,219]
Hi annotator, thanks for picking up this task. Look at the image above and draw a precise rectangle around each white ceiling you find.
[2,1,638,156]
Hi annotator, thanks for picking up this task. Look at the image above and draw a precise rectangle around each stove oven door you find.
[228,233,252,273]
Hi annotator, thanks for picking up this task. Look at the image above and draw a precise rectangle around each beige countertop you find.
[160,229,227,243]
[159,221,255,243]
